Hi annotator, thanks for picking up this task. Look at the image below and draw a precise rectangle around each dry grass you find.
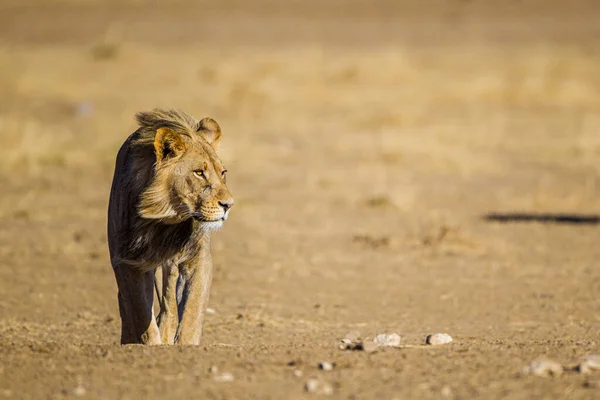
[1,45,599,176]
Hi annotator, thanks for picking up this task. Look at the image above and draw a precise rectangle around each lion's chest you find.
[129,220,202,267]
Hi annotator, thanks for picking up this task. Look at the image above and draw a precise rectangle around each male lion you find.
[107,109,234,345]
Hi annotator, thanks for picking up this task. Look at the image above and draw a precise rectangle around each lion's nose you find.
[219,199,234,212]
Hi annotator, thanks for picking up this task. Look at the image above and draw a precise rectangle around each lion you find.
[107,109,234,345]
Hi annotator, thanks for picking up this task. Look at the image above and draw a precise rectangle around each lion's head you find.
[137,116,234,230]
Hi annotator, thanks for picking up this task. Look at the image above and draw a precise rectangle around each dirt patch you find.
[0,1,599,399]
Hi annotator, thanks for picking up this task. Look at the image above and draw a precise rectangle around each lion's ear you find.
[197,117,222,150]
[154,127,186,163]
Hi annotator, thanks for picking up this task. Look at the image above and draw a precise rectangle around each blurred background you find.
[1,1,600,398]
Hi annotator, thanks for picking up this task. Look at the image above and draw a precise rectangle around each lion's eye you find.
[193,170,205,178]
[221,169,227,182]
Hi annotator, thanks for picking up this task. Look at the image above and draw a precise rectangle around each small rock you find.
[206,308,216,314]
[374,333,401,347]
[74,101,94,117]
[440,385,453,398]
[318,361,334,371]
[304,378,333,395]
[77,311,93,320]
[208,365,219,374]
[213,372,234,382]
[339,340,359,350]
[340,331,374,352]
[73,386,86,397]
[293,369,304,377]
[426,333,453,345]
[361,341,379,353]
[578,355,600,374]
[322,382,334,396]
[521,359,563,377]
[340,334,379,352]
[305,378,320,392]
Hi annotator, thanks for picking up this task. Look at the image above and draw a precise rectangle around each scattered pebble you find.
[208,365,219,374]
[578,355,600,374]
[73,386,86,397]
[74,101,94,117]
[340,339,378,352]
[362,341,379,353]
[340,340,353,349]
[440,385,453,398]
[293,369,304,377]
[77,311,93,320]
[340,331,378,352]
[374,333,401,347]
[304,378,333,395]
[426,333,453,345]
[520,359,563,377]
[339,339,360,350]
[322,383,334,396]
[213,372,234,382]
[318,361,334,371]
[206,308,216,314]
[305,378,320,392]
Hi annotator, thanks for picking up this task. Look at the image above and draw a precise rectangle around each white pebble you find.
[374,333,402,347]
[440,385,453,398]
[293,369,304,377]
[578,355,600,374]
[361,341,379,353]
[305,378,320,392]
[521,359,563,377]
[322,382,334,396]
[426,333,453,345]
[318,361,334,371]
[304,379,333,395]
[206,308,216,314]
[213,372,234,382]
[75,102,94,117]
[73,386,86,397]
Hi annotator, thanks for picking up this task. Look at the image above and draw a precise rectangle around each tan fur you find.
[107,109,234,345]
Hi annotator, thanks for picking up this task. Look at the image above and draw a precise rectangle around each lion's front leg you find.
[113,264,161,345]
[157,262,179,344]
[175,254,213,345]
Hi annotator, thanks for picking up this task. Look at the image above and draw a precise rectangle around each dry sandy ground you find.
[1,0,600,399]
